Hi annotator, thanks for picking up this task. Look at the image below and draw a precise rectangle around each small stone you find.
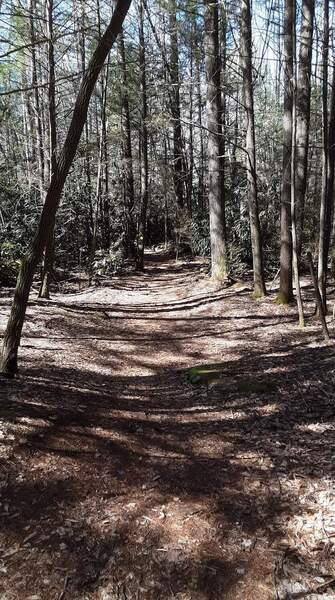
[241,538,253,550]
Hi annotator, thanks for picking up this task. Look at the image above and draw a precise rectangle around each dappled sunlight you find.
[0,255,335,598]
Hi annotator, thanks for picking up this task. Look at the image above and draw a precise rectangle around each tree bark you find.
[187,21,194,216]
[29,0,45,196]
[76,0,94,255]
[136,0,149,271]
[118,30,136,257]
[204,0,228,280]
[291,3,304,329]
[307,252,330,342]
[278,0,294,304]
[0,0,132,376]
[169,1,185,210]
[328,63,335,275]
[295,0,315,257]
[39,0,57,299]
[195,45,204,211]
[318,0,330,313]
[240,0,266,297]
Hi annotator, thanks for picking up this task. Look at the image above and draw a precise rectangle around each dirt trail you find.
[0,253,335,600]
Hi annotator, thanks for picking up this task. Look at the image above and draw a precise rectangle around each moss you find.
[275,292,293,305]
[187,366,277,395]
[251,290,264,300]
[187,364,225,385]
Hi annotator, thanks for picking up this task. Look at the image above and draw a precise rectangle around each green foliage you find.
[187,363,225,385]
[191,212,210,256]
[92,245,125,276]
[0,241,21,285]
[187,364,277,395]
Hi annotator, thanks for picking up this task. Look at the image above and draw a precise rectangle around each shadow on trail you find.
[0,330,334,598]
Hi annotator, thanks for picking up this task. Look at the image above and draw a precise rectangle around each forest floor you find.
[0,251,335,600]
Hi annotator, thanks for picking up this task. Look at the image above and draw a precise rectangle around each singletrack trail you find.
[0,253,334,600]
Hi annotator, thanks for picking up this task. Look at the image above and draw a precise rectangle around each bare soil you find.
[0,252,334,600]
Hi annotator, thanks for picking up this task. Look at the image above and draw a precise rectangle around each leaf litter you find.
[0,253,334,599]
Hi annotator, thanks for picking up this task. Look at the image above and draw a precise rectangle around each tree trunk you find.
[295,0,315,257]
[29,0,45,197]
[196,46,205,211]
[0,0,132,377]
[136,0,149,271]
[307,252,330,342]
[240,0,266,297]
[39,0,57,299]
[278,0,294,304]
[317,0,329,313]
[101,60,110,251]
[169,1,185,210]
[328,63,335,275]
[118,30,136,257]
[291,3,305,329]
[187,23,194,216]
[76,0,94,255]
[204,0,228,281]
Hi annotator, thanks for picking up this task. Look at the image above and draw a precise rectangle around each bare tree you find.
[29,0,45,196]
[295,0,315,256]
[240,0,266,297]
[291,0,304,328]
[169,0,185,209]
[318,0,330,312]
[204,0,228,280]
[39,0,57,299]
[136,0,149,271]
[118,30,136,257]
[277,0,294,304]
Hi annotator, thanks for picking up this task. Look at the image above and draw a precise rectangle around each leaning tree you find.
[0,0,132,376]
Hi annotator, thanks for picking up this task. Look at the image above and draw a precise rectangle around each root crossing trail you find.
[0,253,335,600]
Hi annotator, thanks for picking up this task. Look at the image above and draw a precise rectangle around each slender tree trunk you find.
[101,58,110,251]
[278,0,294,304]
[0,0,132,377]
[90,97,105,270]
[29,0,45,197]
[295,0,315,257]
[118,30,136,256]
[136,0,149,271]
[291,3,304,328]
[77,0,94,255]
[240,0,266,297]
[204,0,228,280]
[39,0,57,299]
[328,62,335,275]
[307,252,330,342]
[22,84,33,192]
[96,0,110,252]
[164,136,169,247]
[231,97,239,193]
[188,26,194,216]
[318,0,330,313]
[196,48,204,210]
[169,1,185,209]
